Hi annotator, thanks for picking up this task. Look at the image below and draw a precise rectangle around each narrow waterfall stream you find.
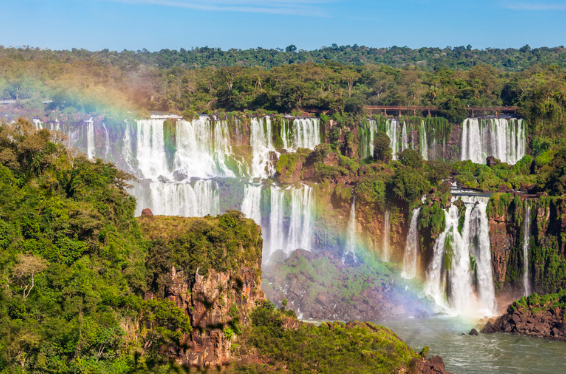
[386,119,399,159]
[86,118,95,160]
[343,195,357,261]
[402,207,421,279]
[523,202,532,296]
[420,120,428,160]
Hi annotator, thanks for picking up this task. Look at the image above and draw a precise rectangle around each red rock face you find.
[152,263,264,368]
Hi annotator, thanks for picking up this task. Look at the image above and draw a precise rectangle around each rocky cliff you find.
[487,194,566,298]
[139,212,264,368]
[482,290,566,341]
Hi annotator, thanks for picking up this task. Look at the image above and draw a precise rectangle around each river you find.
[378,316,566,373]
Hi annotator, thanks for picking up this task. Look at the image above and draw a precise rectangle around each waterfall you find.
[368,120,377,158]
[102,123,111,160]
[242,184,262,224]
[86,118,95,160]
[343,196,357,260]
[32,118,43,130]
[268,186,285,261]
[174,117,236,179]
[386,120,399,160]
[424,196,495,316]
[522,202,532,296]
[280,119,290,150]
[401,121,408,151]
[122,121,135,172]
[424,207,452,310]
[461,118,526,165]
[250,117,278,179]
[138,179,220,217]
[402,208,421,279]
[468,197,495,314]
[420,120,428,160]
[383,207,391,261]
[291,118,321,150]
[287,185,313,253]
[136,119,169,180]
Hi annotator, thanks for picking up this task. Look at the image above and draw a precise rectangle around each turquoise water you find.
[378,317,566,373]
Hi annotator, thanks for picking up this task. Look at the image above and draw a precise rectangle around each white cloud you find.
[99,0,334,16]
[500,1,566,10]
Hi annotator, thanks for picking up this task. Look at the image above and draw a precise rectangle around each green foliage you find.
[398,149,423,169]
[236,301,420,373]
[389,167,431,205]
[373,131,392,162]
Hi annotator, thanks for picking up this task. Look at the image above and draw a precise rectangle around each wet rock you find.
[469,328,479,336]
[141,208,153,217]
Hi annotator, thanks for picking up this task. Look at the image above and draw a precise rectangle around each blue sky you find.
[1,0,565,51]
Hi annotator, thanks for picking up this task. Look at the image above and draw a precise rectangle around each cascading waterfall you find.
[174,117,236,179]
[242,184,262,224]
[401,121,408,151]
[250,117,278,179]
[291,118,321,150]
[122,121,135,172]
[86,118,95,160]
[386,119,399,160]
[136,119,169,180]
[522,202,532,296]
[343,195,357,260]
[383,207,391,261]
[420,120,428,160]
[460,118,526,165]
[268,186,286,260]
[425,196,495,316]
[402,208,421,279]
[287,185,314,253]
[138,179,220,217]
[102,123,111,160]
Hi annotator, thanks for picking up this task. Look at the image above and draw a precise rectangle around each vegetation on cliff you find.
[231,301,429,373]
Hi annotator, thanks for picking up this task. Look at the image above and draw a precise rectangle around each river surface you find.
[377,316,566,373]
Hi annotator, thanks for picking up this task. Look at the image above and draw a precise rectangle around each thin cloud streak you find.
[97,0,334,16]
[500,1,566,10]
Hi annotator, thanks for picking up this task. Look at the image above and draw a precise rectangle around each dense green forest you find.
[2,47,566,137]
[3,44,566,71]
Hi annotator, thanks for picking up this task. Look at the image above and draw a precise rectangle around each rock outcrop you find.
[139,213,264,368]
[481,294,566,341]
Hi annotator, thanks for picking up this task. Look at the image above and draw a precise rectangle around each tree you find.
[373,131,392,162]
[286,45,297,53]
[12,254,48,298]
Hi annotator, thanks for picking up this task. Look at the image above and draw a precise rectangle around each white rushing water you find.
[121,121,135,172]
[250,117,278,179]
[343,195,357,261]
[86,118,95,160]
[383,207,391,261]
[102,123,111,160]
[287,185,314,253]
[174,117,235,179]
[137,179,220,217]
[402,207,421,279]
[420,120,428,160]
[291,118,321,150]
[386,119,399,160]
[425,196,495,317]
[268,186,286,260]
[460,118,526,165]
[242,184,262,224]
[522,202,532,296]
[401,121,408,152]
[136,119,169,180]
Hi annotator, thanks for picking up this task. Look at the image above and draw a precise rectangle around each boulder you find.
[141,208,153,217]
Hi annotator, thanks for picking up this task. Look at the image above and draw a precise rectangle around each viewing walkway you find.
[364,105,519,117]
